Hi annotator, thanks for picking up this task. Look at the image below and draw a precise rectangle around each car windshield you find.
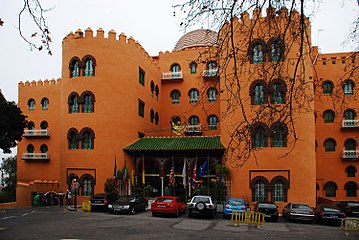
[292,204,310,209]
[323,206,340,212]
[258,203,276,209]
[192,197,210,203]
[156,198,173,203]
[228,200,244,206]
[118,196,135,203]
[348,202,359,207]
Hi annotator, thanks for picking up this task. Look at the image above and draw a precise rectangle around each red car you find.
[151,196,187,217]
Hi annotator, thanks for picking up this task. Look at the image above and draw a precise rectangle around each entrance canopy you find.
[124,136,226,151]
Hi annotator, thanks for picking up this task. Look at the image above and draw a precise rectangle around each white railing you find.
[162,71,183,80]
[342,119,359,128]
[23,129,50,137]
[185,124,202,133]
[342,150,359,159]
[202,69,218,78]
[22,152,49,160]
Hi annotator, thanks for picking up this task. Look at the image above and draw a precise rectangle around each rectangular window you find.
[139,68,145,86]
[138,99,145,118]
[332,60,336,64]
[322,61,326,65]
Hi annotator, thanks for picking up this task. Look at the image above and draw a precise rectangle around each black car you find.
[314,204,346,225]
[90,193,118,212]
[337,201,359,217]
[108,195,148,214]
[253,202,279,222]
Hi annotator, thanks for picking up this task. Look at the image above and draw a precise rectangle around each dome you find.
[173,29,218,51]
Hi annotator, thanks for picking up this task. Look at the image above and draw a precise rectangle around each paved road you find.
[1,207,358,240]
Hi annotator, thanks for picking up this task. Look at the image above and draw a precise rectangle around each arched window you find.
[207,88,217,102]
[343,79,354,96]
[150,81,155,97]
[82,177,93,196]
[81,129,94,149]
[40,121,48,130]
[254,180,267,202]
[70,59,80,78]
[82,94,94,113]
[323,110,335,123]
[188,115,199,126]
[155,85,159,101]
[269,40,282,62]
[252,43,265,63]
[273,181,284,202]
[41,98,49,110]
[28,121,35,130]
[344,109,356,120]
[252,123,268,148]
[150,109,155,123]
[345,138,357,150]
[324,181,337,197]
[27,144,34,153]
[269,79,286,104]
[323,80,334,94]
[28,99,35,111]
[170,89,181,104]
[171,63,181,78]
[155,112,159,125]
[345,181,358,197]
[40,144,48,153]
[250,80,267,105]
[346,165,357,177]
[68,129,79,150]
[68,93,79,113]
[190,62,197,74]
[189,89,199,103]
[270,122,288,147]
[83,58,95,76]
[208,115,218,130]
[324,138,336,152]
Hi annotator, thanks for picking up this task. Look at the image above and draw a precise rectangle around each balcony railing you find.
[342,150,359,159]
[162,71,183,80]
[185,124,202,133]
[202,69,219,78]
[22,152,49,160]
[342,119,359,128]
[23,129,50,137]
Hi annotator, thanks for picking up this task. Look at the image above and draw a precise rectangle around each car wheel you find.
[175,209,179,217]
[188,210,193,218]
[131,207,136,215]
[152,212,158,217]
[195,201,206,211]
[210,210,215,219]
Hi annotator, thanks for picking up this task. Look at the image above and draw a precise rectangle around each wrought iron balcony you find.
[342,149,359,160]
[185,124,202,135]
[162,71,183,80]
[23,129,50,137]
[342,119,359,128]
[202,69,219,78]
[22,152,49,161]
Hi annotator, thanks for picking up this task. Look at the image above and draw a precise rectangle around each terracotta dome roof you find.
[173,29,217,51]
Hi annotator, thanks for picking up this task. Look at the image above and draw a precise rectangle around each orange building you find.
[14,7,358,208]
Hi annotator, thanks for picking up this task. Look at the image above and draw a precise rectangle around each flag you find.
[114,155,118,179]
[182,159,187,189]
[169,167,175,186]
[197,160,208,178]
[123,157,127,180]
[142,157,145,185]
[190,160,197,188]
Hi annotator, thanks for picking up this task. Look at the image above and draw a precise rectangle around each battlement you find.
[63,28,160,69]
[18,78,62,88]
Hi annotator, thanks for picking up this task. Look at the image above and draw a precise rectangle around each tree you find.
[0,99,28,154]
[173,0,358,168]
[0,156,17,202]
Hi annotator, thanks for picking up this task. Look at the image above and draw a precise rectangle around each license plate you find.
[265,215,271,217]
[329,215,338,218]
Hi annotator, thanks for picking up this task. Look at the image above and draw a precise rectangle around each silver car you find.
[187,195,217,218]
[282,202,315,222]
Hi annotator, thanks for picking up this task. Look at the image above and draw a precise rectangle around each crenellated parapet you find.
[62,28,160,69]
[18,78,62,88]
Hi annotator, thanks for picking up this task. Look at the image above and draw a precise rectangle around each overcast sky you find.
[0,0,358,160]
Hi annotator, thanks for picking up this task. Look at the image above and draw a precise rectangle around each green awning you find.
[124,136,226,151]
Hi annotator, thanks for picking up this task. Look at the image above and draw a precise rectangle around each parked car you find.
[223,198,247,219]
[108,195,148,214]
[253,202,279,222]
[187,195,217,218]
[151,196,187,217]
[337,201,359,217]
[90,193,118,212]
[314,204,346,225]
[282,202,315,222]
